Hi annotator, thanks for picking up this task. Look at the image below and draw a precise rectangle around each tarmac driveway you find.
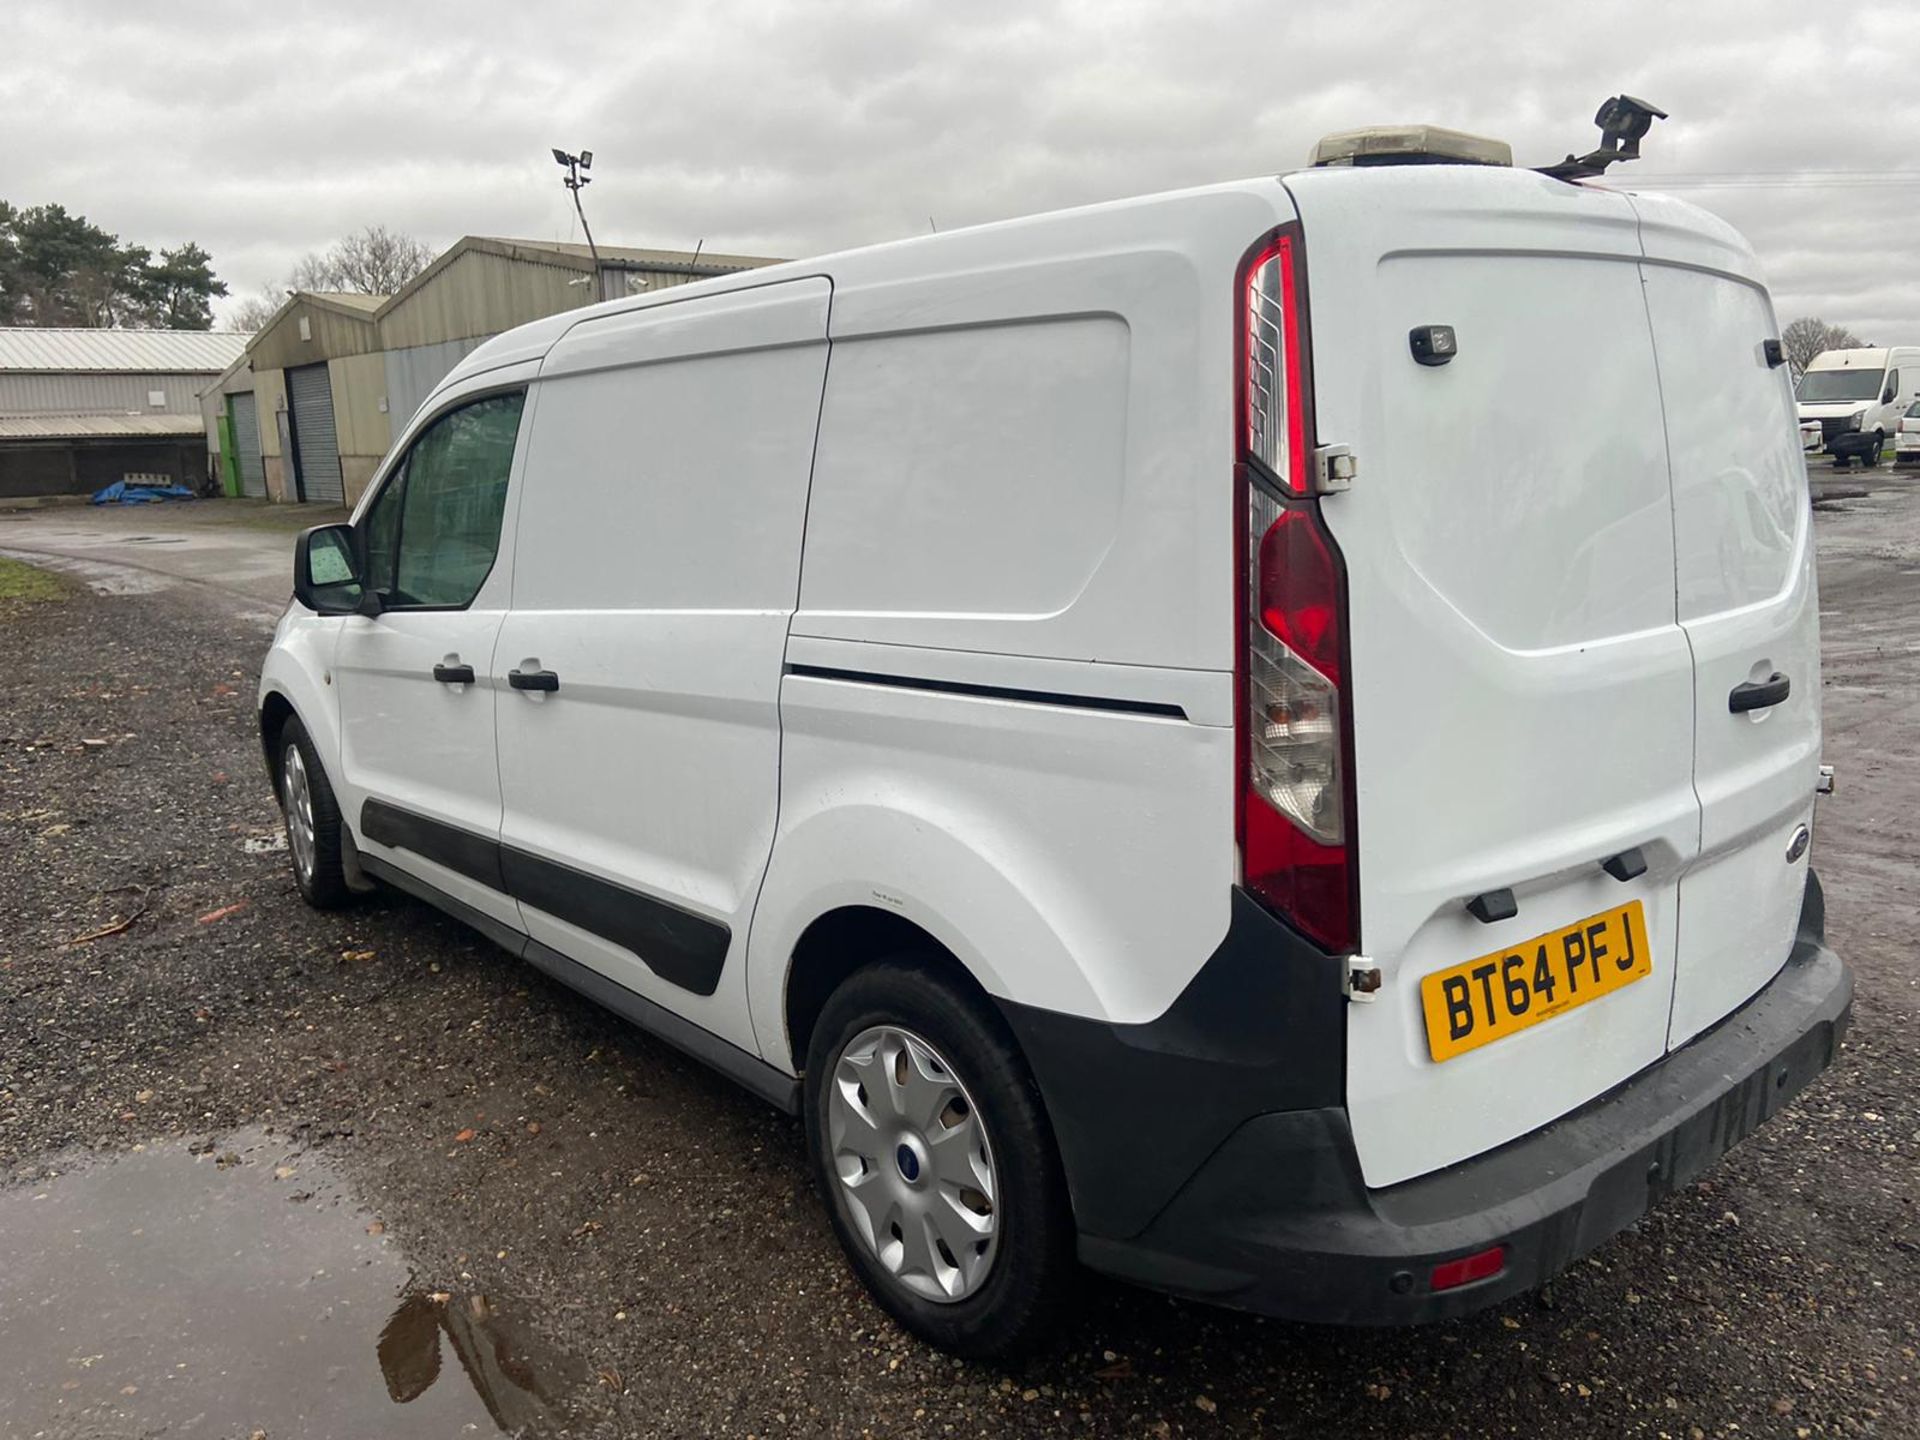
[0,490,1914,1438]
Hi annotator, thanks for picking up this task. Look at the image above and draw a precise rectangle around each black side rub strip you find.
[784,663,1187,720]
[500,846,728,997]
[357,799,729,997]
[361,798,504,892]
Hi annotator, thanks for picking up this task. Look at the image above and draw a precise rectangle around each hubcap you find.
[281,742,316,882]
[825,1025,999,1304]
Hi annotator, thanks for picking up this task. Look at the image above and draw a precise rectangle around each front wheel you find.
[804,961,1074,1358]
[275,714,351,909]
[1863,432,1885,467]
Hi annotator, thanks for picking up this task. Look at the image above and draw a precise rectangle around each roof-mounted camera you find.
[1538,95,1668,182]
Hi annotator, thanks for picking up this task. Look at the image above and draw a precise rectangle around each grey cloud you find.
[3,0,1914,335]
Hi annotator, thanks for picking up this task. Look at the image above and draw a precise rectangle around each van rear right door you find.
[1631,195,1821,1049]
[1284,167,1701,1189]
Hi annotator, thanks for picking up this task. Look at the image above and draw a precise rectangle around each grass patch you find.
[0,556,73,606]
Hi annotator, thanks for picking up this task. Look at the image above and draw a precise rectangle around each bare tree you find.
[1781,316,1866,379]
[290,225,435,295]
[223,292,283,333]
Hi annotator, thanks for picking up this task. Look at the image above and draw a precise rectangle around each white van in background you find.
[1797,345,1920,467]
[258,137,1850,1356]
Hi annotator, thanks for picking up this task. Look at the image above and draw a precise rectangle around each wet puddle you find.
[0,1129,589,1437]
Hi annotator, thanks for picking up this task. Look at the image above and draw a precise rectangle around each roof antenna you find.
[1538,95,1668,182]
[688,238,704,270]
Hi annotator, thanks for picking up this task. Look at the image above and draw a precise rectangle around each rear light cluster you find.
[1237,232,1356,953]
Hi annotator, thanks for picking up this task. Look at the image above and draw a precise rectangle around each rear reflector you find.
[1429,1245,1508,1292]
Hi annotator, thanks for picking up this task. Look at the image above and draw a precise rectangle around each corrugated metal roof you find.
[304,292,387,314]
[469,237,782,271]
[0,412,205,439]
[0,328,248,375]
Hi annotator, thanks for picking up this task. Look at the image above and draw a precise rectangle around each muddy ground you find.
[0,487,1914,1439]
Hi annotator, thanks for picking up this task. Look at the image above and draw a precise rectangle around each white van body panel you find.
[329,360,544,936]
[492,278,832,1055]
[793,183,1290,672]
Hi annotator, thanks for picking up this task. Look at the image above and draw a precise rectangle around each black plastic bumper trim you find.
[998,887,1346,1241]
[1079,872,1851,1325]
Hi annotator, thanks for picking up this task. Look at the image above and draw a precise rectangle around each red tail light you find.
[1236,229,1357,953]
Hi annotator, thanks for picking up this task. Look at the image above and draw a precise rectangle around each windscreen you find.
[1798,367,1884,403]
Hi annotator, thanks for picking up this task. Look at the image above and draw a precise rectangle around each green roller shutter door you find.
[229,392,267,497]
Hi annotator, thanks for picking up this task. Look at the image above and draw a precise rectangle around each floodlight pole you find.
[554,148,602,274]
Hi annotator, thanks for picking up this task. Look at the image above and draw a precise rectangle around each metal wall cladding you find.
[287,363,344,504]
[0,372,213,415]
[384,337,492,434]
[230,391,267,497]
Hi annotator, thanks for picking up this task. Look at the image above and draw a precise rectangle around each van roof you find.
[1804,347,1894,370]
[432,165,1762,399]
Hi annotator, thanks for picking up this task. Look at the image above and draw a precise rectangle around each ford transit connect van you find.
[261,146,1850,1357]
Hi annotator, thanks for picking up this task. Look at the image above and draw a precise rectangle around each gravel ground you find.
[0,487,1915,1439]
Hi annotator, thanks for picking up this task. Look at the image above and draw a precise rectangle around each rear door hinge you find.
[1344,955,1381,1002]
[1313,443,1356,495]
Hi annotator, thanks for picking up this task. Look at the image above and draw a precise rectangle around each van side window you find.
[359,391,526,609]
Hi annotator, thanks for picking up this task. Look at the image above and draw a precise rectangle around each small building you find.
[221,237,781,507]
[0,328,246,499]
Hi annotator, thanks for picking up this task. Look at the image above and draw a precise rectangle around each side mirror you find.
[294,524,370,615]
[1883,384,1897,405]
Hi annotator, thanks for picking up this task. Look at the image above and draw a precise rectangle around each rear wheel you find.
[803,961,1074,1358]
[275,714,351,909]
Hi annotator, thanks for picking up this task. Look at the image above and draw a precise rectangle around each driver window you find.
[357,390,526,609]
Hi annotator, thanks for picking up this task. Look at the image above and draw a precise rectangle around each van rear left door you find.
[1285,166,1700,1189]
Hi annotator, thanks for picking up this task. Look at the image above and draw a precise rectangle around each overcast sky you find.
[6,0,1916,336]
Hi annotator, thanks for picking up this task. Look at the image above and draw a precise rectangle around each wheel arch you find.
[784,905,996,1077]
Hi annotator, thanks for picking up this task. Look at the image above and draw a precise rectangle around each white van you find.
[1797,345,1920,467]
[260,143,1850,1357]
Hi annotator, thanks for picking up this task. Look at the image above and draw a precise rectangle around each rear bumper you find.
[1022,875,1850,1325]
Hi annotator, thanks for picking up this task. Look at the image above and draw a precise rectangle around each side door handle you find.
[508,668,560,693]
[432,663,476,685]
[1729,672,1790,713]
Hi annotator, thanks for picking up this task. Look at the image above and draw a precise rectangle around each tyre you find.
[273,713,352,909]
[1863,432,1884,467]
[803,960,1074,1358]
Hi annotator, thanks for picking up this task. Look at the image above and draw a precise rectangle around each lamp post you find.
[551,147,601,274]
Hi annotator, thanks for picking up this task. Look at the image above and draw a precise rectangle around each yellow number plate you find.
[1420,900,1652,1063]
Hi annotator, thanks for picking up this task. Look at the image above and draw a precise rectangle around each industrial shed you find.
[228,236,780,506]
[0,328,246,499]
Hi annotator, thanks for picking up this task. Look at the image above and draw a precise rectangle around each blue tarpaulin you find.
[90,481,197,505]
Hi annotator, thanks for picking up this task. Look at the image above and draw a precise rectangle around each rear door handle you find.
[1729,672,1790,713]
[508,668,560,693]
[432,663,475,685]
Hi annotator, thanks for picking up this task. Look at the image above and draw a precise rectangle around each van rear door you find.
[1629,195,1821,1047]
[1282,166,1700,1188]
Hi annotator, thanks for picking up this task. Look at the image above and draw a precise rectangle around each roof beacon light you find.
[1310,125,1513,169]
